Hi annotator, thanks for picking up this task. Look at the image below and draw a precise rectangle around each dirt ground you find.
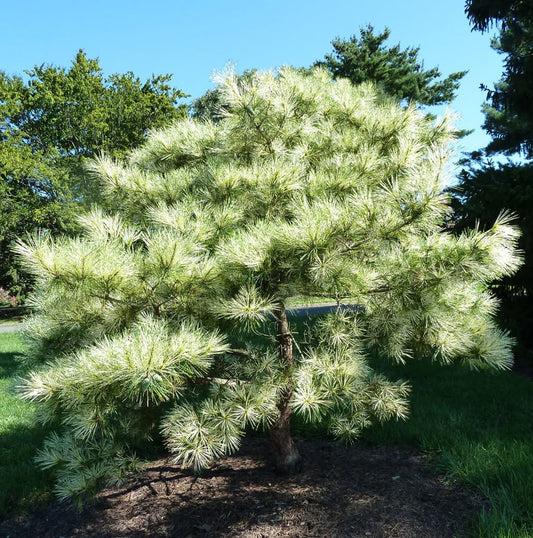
[0,438,487,538]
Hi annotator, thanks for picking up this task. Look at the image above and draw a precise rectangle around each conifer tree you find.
[456,1,533,353]
[318,25,466,106]
[465,0,533,156]
[17,68,520,501]
[192,27,466,121]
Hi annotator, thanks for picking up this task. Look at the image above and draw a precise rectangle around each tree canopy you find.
[466,0,533,32]
[466,0,533,156]
[17,68,519,502]
[454,160,533,294]
[317,25,467,106]
[191,26,466,122]
[455,1,533,293]
[0,50,187,298]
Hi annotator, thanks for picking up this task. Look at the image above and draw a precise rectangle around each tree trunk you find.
[270,304,302,473]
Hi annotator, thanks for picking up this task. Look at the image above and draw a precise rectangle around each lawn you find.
[0,328,532,537]
[0,332,54,517]
[363,357,533,537]
[0,318,24,328]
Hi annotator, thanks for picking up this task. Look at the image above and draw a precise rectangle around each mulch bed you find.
[0,438,487,538]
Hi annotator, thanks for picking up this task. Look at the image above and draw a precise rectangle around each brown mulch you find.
[0,438,487,538]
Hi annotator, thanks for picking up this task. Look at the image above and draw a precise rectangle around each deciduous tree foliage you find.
[0,50,187,299]
[0,133,72,298]
[317,25,467,106]
[17,68,520,501]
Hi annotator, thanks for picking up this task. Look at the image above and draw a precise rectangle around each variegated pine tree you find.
[17,67,520,501]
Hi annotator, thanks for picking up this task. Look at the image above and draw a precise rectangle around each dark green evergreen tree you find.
[317,25,467,106]
[191,27,466,121]
[466,0,533,156]
[455,161,533,296]
[455,1,533,360]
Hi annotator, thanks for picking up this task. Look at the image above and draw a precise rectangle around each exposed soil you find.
[1,438,487,538]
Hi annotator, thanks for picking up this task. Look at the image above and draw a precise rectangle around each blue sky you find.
[1,0,502,156]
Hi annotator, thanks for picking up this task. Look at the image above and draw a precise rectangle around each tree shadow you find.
[1,438,486,538]
[0,423,55,518]
[0,350,24,380]
[366,358,533,446]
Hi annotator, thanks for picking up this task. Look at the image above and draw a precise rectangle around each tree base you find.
[273,447,303,474]
[270,423,302,474]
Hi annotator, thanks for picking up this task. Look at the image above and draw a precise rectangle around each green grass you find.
[362,357,533,538]
[0,332,54,518]
[0,317,24,327]
[0,327,532,537]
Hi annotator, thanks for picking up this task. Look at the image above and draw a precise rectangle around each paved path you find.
[287,303,361,318]
[0,324,21,333]
[0,304,360,335]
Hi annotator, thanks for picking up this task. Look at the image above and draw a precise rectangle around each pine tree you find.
[317,25,466,106]
[192,27,466,123]
[455,1,533,357]
[17,68,520,501]
[465,0,533,156]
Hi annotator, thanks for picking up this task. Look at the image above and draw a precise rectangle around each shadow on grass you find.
[0,331,29,382]
[0,422,55,519]
[361,358,531,439]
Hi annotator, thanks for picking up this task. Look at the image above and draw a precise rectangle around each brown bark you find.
[269,304,301,473]
[269,387,301,473]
